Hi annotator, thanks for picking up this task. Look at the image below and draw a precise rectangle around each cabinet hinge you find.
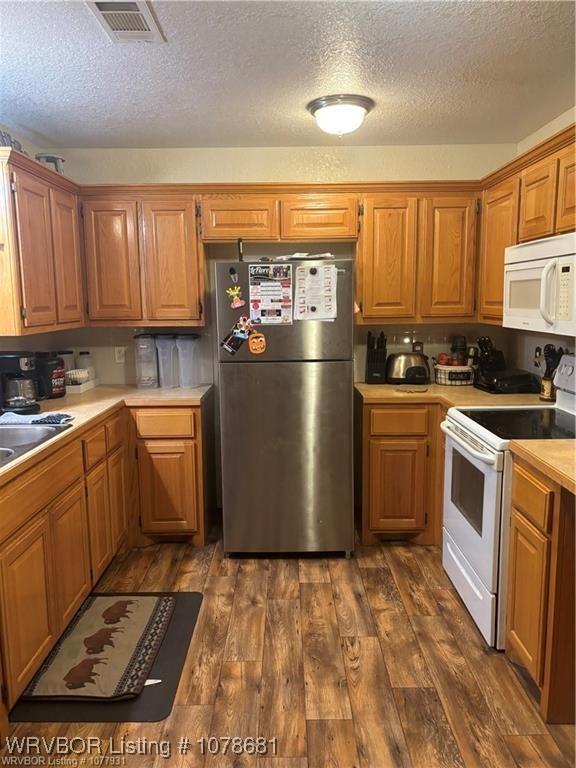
[358,202,364,233]
[20,305,27,319]
[80,203,84,219]
[10,179,16,194]
[426,444,430,457]
[0,683,7,704]
[198,300,203,316]
[475,199,481,214]
[195,203,202,236]
[425,512,429,525]
[85,302,90,316]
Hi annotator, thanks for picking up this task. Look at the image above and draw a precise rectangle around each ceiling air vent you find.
[87,1,165,43]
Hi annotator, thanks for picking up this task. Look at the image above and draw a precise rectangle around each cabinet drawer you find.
[82,426,107,471]
[105,412,124,453]
[370,407,429,436]
[134,408,196,438]
[512,463,554,533]
[0,441,83,546]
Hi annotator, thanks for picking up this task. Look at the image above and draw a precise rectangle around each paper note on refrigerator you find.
[248,264,293,325]
[294,264,337,321]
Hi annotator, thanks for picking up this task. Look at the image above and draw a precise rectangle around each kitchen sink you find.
[0,424,71,468]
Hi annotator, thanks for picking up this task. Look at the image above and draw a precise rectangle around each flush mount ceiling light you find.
[307,94,375,136]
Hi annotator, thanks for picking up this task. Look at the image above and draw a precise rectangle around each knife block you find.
[365,356,388,384]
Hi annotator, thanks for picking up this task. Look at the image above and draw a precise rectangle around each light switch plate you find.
[114,346,127,364]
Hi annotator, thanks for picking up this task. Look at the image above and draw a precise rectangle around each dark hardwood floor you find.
[7,541,575,767]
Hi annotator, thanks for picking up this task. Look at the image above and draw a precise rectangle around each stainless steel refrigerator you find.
[215,258,354,555]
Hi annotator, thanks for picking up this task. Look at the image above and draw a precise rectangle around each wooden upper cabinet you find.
[201,196,279,240]
[83,200,142,320]
[49,188,84,324]
[361,196,418,318]
[479,178,520,322]
[518,155,558,242]
[419,196,477,317]
[280,195,358,239]
[11,169,57,327]
[141,200,200,320]
[555,145,576,233]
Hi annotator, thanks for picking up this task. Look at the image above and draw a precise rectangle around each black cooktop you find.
[459,408,576,440]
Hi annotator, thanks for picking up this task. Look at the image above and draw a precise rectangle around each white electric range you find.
[440,354,575,649]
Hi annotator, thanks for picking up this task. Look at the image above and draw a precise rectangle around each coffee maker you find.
[0,353,41,414]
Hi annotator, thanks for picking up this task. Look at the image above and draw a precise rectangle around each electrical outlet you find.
[114,346,127,364]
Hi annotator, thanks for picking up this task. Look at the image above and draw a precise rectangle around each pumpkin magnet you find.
[226,285,246,309]
[248,331,266,355]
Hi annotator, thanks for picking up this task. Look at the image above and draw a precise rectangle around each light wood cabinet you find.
[50,481,91,630]
[368,438,427,532]
[280,195,357,240]
[108,446,128,550]
[201,196,279,240]
[85,460,113,584]
[141,200,201,320]
[555,145,576,233]
[360,196,418,318]
[518,155,558,242]
[478,178,520,322]
[11,169,57,327]
[49,187,84,324]
[138,440,198,534]
[0,513,56,705]
[419,196,477,317]
[507,507,550,685]
[83,200,142,320]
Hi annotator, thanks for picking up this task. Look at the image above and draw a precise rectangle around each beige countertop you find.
[510,440,576,495]
[0,385,212,485]
[354,382,544,408]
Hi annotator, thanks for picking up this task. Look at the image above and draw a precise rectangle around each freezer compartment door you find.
[215,259,353,361]
[220,361,354,553]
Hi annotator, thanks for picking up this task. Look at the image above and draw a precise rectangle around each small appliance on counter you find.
[365,331,387,384]
[0,352,41,414]
[386,341,431,384]
[474,336,539,394]
[35,352,66,399]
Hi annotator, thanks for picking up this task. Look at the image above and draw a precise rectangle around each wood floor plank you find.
[410,545,454,590]
[113,722,166,768]
[174,542,216,592]
[300,582,352,720]
[209,540,240,577]
[548,725,575,767]
[178,575,236,706]
[298,559,330,583]
[505,734,573,768]
[360,564,404,613]
[259,760,308,768]
[329,559,375,637]
[268,558,300,599]
[307,720,360,768]
[259,600,307,757]
[224,575,268,661]
[373,609,433,687]
[354,544,386,568]
[529,735,573,768]
[436,587,547,736]
[238,558,270,577]
[205,661,262,768]
[155,705,213,768]
[98,545,158,591]
[138,542,186,591]
[412,615,517,768]
[393,687,465,768]
[341,636,411,768]
[385,545,440,616]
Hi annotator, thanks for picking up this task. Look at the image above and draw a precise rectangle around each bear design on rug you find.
[64,658,106,689]
[83,627,124,654]
[101,599,137,624]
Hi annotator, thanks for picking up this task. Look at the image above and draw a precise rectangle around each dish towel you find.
[0,412,74,425]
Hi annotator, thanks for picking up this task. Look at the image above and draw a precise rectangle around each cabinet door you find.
[280,195,357,239]
[141,200,201,320]
[85,461,113,583]
[368,438,427,531]
[507,508,550,685]
[138,440,198,533]
[419,197,476,317]
[50,188,84,324]
[518,156,558,242]
[50,481,91,629]
[555,146,576,233]
[479,178,520,321]
[361,196,418,318]
[11,169,57,327]
[83,200,142,319]
[201,197,279,240]
[0,513,56,705]
[108,446,128,551]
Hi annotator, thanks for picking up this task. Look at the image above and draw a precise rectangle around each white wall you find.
[516,107,575,155]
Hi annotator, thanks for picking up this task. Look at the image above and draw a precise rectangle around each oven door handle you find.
[440,422,496,466]
[539,259,557,325]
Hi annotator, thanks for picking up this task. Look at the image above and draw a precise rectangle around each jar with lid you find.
[76,351,96,381]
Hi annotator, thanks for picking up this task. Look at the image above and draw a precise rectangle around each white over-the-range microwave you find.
[504,232,576,337]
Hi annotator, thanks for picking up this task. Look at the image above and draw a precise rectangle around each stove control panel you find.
[557,264,573,321]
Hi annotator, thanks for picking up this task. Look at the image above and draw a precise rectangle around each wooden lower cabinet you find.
[50,481,91,630]
[0,512,56,705]
[85,460,113,584]
[138,440,198,534]
[108,446,128,550]
[506,507,550,684]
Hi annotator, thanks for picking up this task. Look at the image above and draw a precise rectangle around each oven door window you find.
[451,448,485,535]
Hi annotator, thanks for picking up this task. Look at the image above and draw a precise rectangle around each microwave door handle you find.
[440,422,496,466]
[539,259,557,325]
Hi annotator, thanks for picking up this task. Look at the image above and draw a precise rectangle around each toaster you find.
[386,345,431,385]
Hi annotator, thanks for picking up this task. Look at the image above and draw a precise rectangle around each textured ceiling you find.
[0,1,574,148]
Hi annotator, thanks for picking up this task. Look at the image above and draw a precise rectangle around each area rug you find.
[10,591,202,723]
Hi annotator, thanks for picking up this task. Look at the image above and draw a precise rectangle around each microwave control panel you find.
[557,263,573,320]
